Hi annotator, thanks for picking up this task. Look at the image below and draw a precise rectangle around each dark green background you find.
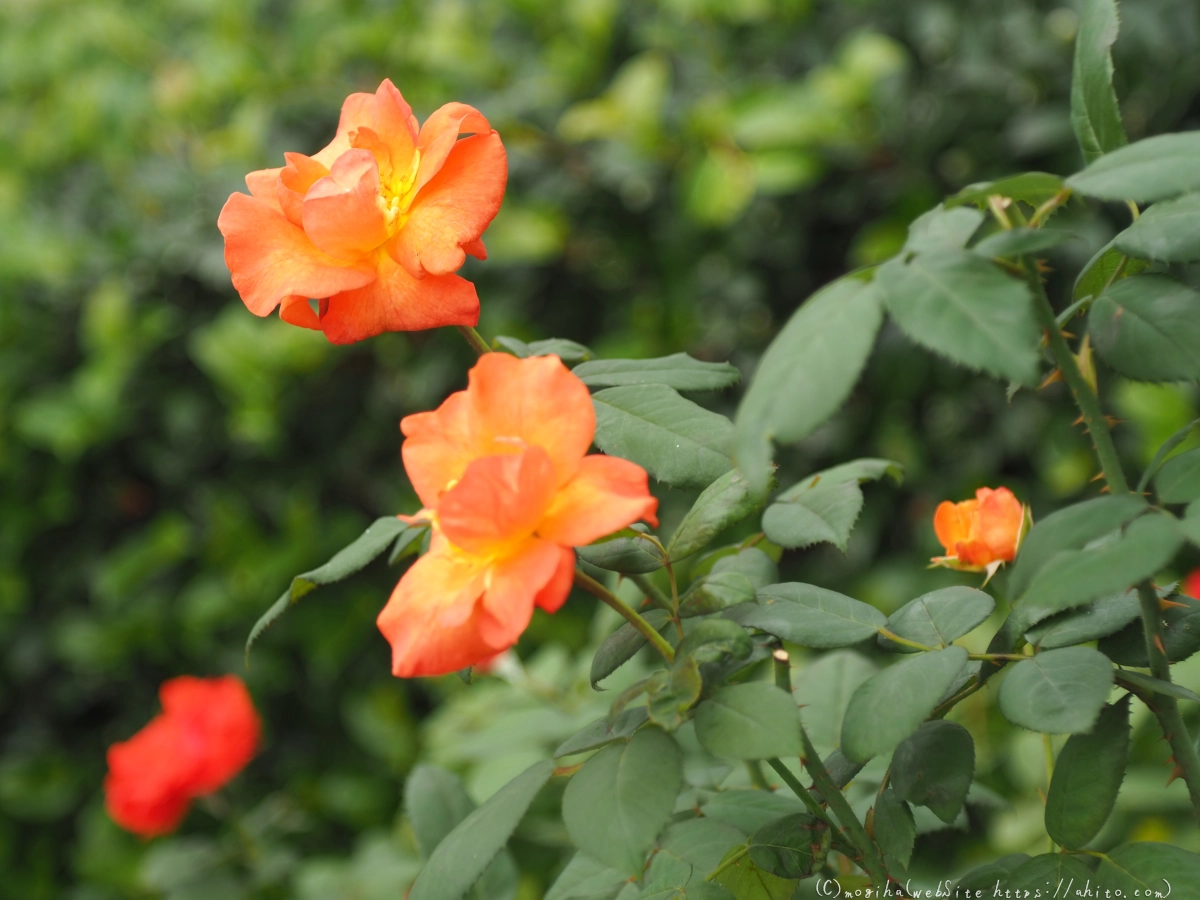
[3,0,1199,896]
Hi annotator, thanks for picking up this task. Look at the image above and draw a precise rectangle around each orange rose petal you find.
[377,539,496,678]
[538,455,659,547]
[477,537,565,647]
[279,296,322,330]
[245,167,283,209]
[932,500,970,556]
[390,131,507,278]
[217,193,375,316]
[319,251,479,344]
[469,354,595,485]
[365,79,419,171]
[302,149,390,259]
[462,238,487,260]
[413,102,493,195]
[534,545,576,614]
[975,487,1024,562]
[277,152,330,226]
[158,676,260,795]
[437,448,558,555]
[311,91,376,169]
[401,391,480,509]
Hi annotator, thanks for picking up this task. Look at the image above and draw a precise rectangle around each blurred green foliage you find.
[2,0,1200,896]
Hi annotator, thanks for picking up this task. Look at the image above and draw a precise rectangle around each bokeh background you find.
[4,0,1200,896]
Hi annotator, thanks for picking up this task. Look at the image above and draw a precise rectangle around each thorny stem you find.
[573,569,675,663]
[629,573,673,613]
[745,760,771,790]
[455,325,491,356]
[1137,582,1200,820]
[1025,256,1200,825]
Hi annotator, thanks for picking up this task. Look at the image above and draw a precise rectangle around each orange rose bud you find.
[217,80,507,343]
[105,675,260,837]
[931,486,1028,578]
[1184,568,1200,600]
[379,353,658,678]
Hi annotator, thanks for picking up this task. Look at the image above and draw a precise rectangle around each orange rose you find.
[379,353,659,677]
[217,80,506,344]
[932,486,1028,577]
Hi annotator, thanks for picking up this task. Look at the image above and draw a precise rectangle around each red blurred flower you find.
[1184,568,1200,600]
[932,486,1029,578]
[217,79,506,343]
[105,675,260,837]
[378,353,658,678]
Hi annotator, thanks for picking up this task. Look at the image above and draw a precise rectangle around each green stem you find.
[455,325,491,357]
[1027,258,1200,824]
[629,573,673,613]
[1025,261,1129,494]
[1137,583,1200,822]
[799,727,890,889]
[573,569,675,663]
[745,760,771,790]
[876,627,935,653]
[705,844,749,882]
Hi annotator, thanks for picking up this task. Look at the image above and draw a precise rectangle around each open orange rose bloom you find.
[379,353,659,677]
[932,486,1028,576]
[217,80,506,343]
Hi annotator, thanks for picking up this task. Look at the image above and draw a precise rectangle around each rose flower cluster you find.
[106,78,1031,843]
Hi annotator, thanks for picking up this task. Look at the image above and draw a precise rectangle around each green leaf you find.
[1003,854,1096,892]
[405,765,478,858]
[998,647,1113,733]
[409,760,554,900]
[591,609,673,688]
[668,468,765,561]
[733,277,884,495]
[710,548,779,591]
[1066,132,1200,203]
[792,651,877,755]
[1017,513,1183,626]
[1137,417,1200,494]
[659,819,747,874]
[246,516,409,658]
[1115,670,1200,703]
[494,336,592,362]
[711,847,797,900]
[1024,589,1141,650]
[1073,239,1151,302]
[1099,593,1200,665]
[879,587,994,652]
[890,721,975,824]
[693,683,802,760]
[902,206,984,252]
[679,571,757,617]
[1069,0,1127,165]
[1045,697,1130,850]
[562,728,683,875]
[388,524,426,565]
[729,583,885,649]
[973,227,1074,259]
[676,619,753,666]
[747,814,819,879]
[1114,193,1200,262]
[1156,447,1200,503]
[840,647,969,763]
[544,854,628,900]
[948,173,1066,210]
[872,788,915,869]
[1090,275,1200,382]
[593,385,734,489]
[1094,842,1200,892]
[698,791,806,835]
[762,479,861,553]
[646,658,704,733]
[953,855,1030,892]
[577,526,664,575]
[1009,495,1147,598]
[555,708,650,758]
[878,249,1040,385]
[573,354,741,392]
